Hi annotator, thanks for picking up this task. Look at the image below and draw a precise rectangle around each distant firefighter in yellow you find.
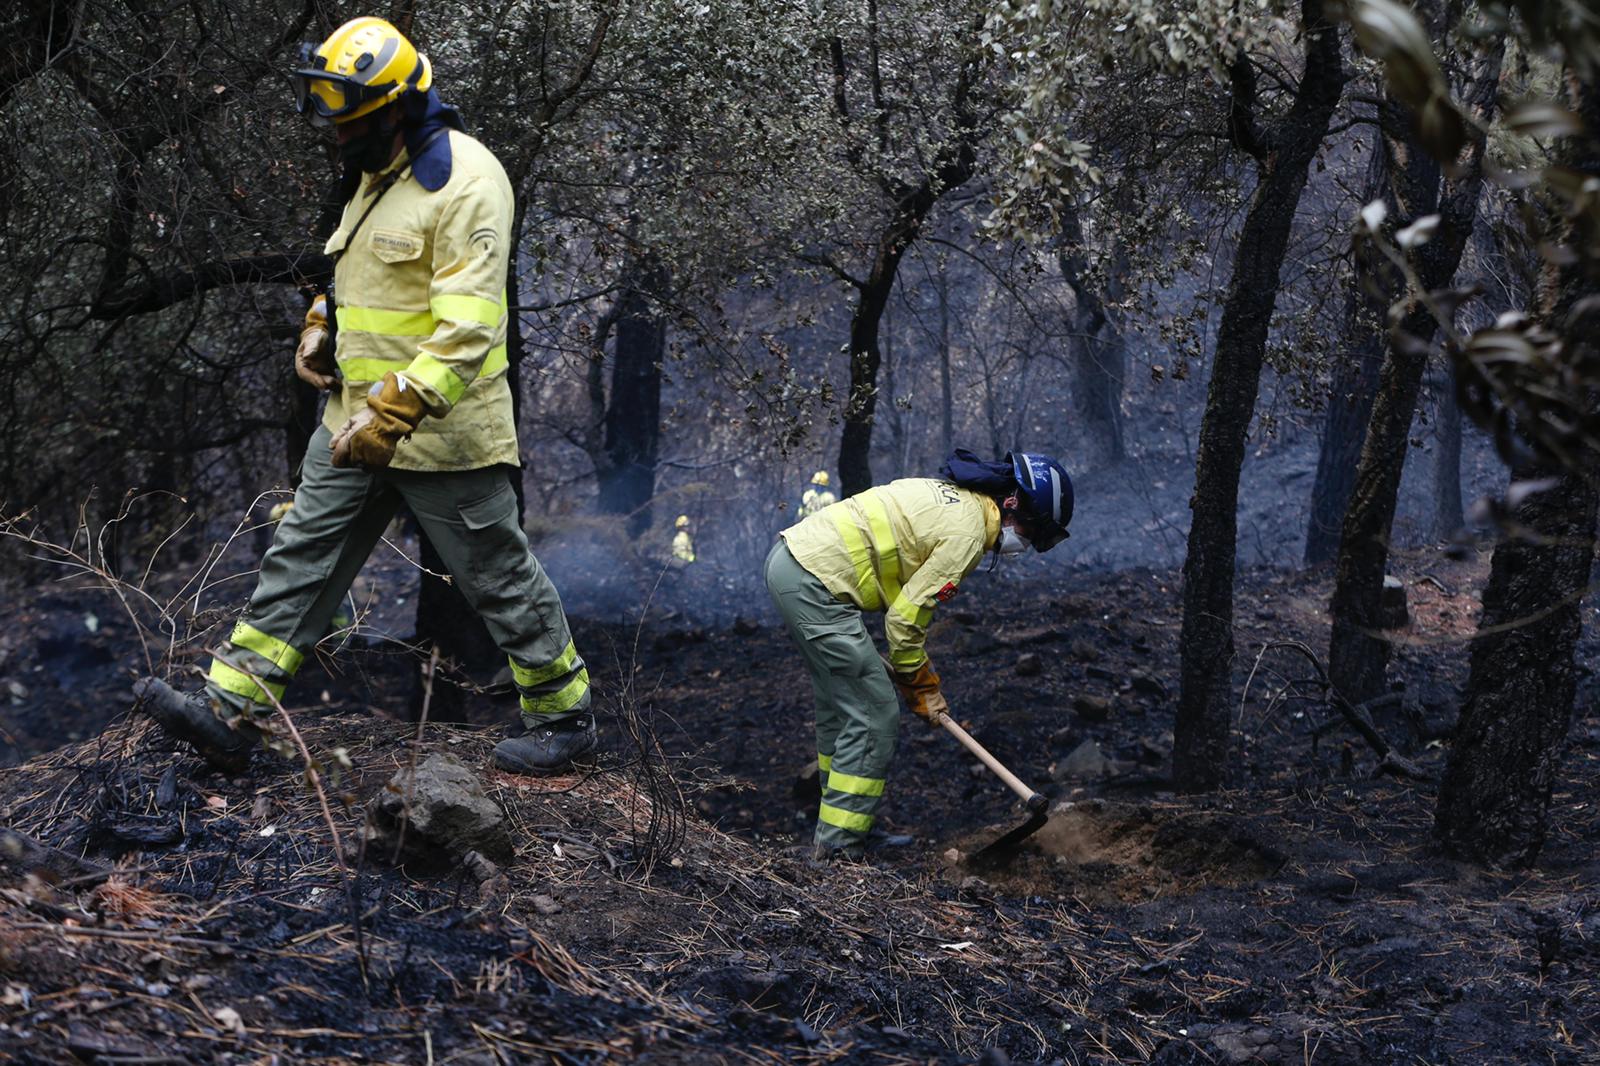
[797,469,836,518]
[672,514,696,564]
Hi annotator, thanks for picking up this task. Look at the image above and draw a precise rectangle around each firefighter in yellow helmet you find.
[133,17,595,777]
[797,469,836,519]
[672,514,696,564]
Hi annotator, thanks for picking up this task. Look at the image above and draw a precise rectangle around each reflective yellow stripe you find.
[519,668,590,716]
[827,770,885,798]
[817,802,874,833]
[889,645,928,672]
[817,753,833,773]
[431,292,503,328]
[510,642,579,689]
[337,356,407,383]
[208,661,285,705]
[860,493,900,599]
[483,343,508,375]
[230,623,303,675]
[401,343,510,406]
[830,508,880,610]
[336,305,435,336]
[888,592,932,630]
[404,353,469,405]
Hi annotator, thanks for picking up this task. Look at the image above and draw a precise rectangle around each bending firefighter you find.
[134,17,595,776]
[765,450,1073,861]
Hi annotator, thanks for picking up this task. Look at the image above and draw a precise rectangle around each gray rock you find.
[1015,652,1043,677]
[1053,739,1114,781]
[1073,694,1113,722]
[373,753,512,866]
[1130,670,1168,699]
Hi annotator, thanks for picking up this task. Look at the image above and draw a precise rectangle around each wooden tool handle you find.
[934,711,1044,809]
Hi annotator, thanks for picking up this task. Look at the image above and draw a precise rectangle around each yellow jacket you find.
[312,130,517,471]
[672,530,695,563]
[780,479,1000,671]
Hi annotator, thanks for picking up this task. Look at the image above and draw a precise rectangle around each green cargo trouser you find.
[764,540,898,849]
[205,425,589,726]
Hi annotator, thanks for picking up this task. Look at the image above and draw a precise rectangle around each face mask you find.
[998,527,1032,555]
[340,114,401,173]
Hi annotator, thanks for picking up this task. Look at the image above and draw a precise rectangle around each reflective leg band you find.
[519,668,590,716]
[818,802,874,833]
[510,642,579,689]
[827,769,886,797]
[230,622,303,675]
[208,661,285,704]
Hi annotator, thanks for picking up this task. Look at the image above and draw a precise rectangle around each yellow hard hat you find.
[675,514,691,529]
[811,470,830,487]
[291,17,431,127]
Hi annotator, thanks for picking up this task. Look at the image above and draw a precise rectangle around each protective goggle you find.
[290,43,412,127]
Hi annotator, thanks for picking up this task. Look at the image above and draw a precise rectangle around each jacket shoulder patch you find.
[935,581,959,603]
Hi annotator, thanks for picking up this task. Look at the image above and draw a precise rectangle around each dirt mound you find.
[948,799,1284,903]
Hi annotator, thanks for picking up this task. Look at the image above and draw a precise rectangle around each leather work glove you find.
[890,658,949,723]
[330,372,428,469]
[294,296,338,391]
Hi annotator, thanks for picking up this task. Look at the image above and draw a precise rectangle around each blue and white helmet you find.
[1007,452,1073,551]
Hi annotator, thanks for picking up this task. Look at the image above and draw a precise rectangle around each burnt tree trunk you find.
[937,265,954,461]
[1327,32,1503,704]
[838,186,947,499]
[1059,203,1126,465]
[1435,72,1600,868]
[1434,462,1598,865]
[832,35,978,499]
[1305,147,1392,566]
[1431,364,1465,539]
[596,264,665,537]
[1173,0,1345,791]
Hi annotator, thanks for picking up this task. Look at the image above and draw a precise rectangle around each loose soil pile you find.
[2,548,1597,1063]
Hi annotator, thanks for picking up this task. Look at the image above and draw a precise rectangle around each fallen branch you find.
[1245,640,1431,781]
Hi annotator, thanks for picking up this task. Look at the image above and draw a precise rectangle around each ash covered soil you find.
[2,547,1599,1064]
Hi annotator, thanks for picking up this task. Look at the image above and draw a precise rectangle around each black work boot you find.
[807,840,868,869]
[492,714,598,775]
[132,677,261,773]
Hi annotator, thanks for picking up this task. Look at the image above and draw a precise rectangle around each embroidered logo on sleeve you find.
[935,582,959,603]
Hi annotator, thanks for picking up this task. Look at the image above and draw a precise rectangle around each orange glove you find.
[890,659,949,723]
[331,372,428,469]
[295,295,338,391]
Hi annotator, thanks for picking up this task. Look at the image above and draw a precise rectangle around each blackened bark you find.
[1435,72,1600,868]
[1434,462,1598,865]
[1327,35,1503,704]
[937,266,954,460]
[838,184,944,498]
[1059,204,1126,464]
[1305,148,1393,565]
[1432,365,1465,539]
[412,531,501,723]
[1174,0,1345,791]
[833,41,978,498]
[596,265,665,537]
